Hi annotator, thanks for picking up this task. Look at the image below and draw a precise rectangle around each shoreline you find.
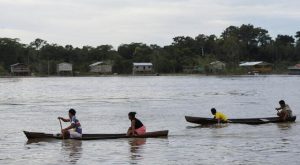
[0,73,296,78]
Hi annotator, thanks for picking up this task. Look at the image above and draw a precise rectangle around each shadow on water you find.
[61,140,82,164]
[26,139,56,144]
[128,138,146,163]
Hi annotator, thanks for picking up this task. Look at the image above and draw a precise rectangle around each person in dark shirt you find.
[126,112,146,136]
[276,100,293,121]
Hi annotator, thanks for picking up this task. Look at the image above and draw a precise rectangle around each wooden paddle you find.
[59,119,64,139]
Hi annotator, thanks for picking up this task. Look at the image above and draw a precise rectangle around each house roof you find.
[58,62,72,65]
[10,63,27,67]
[288,64,300,70]
[133,63,153,66]
[210,61,225,65]
[89,61,103,67]
[239,61,271,67]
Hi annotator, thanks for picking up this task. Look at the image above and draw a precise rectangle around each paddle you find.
[58,119,64,139]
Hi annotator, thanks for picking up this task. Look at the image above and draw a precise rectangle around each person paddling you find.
[127,112,146,136]
[58,109,82,138]
[211,108,228,123]
[276,100,293,121]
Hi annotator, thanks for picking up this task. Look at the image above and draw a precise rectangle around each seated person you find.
[127,112,146,136]
[276,100,293,121]
[211,108,228,123]
[58,109,82,138]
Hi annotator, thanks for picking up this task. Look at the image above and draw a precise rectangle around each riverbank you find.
[1,73,297,79]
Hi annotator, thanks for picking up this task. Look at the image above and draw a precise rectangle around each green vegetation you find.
[0,24,299,75]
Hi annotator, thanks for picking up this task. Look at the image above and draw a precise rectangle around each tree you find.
[29,38,47,50]
[274,35,295,61]
[0,38,26,69]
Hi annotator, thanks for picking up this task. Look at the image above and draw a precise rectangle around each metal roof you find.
[133,63,153,66]
[10,63,26,67]
[58,62,72,65]
[210,61,225,65]
[89,61,103,67]
[239,61,271,67]
[288,64,300,70]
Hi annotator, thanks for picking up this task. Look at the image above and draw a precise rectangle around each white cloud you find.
[0,0,299,48]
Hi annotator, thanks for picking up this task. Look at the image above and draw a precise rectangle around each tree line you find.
[0,24,300,75]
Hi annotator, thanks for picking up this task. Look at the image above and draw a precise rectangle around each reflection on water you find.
[186,123,229,129]
[61,140,82,164]
[128,138,146,162]
[276,123,293,130]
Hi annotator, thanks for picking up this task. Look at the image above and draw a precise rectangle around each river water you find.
[0,75,299,165]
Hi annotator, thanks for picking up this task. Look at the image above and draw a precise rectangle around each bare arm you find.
[130,120,136,135]
[58,117,70,122]
[62,124,75,132]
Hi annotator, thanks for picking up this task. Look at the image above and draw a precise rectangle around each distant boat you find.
[185,116,296,125]
[23,130,168,140]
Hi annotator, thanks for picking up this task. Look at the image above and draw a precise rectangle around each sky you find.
[0,0,299,48]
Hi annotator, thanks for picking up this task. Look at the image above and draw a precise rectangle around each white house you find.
[209,61,226,72]
[288,64,300,75]
[57,62,73,75]
[89,61,112,74]
[132,63,153,74]
[239,61,272,74]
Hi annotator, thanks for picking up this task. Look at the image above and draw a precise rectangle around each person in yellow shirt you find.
[211,108,228,123]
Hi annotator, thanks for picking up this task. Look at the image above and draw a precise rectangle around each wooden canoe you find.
[23,130,169,140]
[185,116,296,125]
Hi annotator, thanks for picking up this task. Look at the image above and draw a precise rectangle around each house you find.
[57,62,73,75]
[133,63,153,74]
[89,61,112,74]
[239,61,272,74]
[10,63,30,76]
[209,61,226,73]
[288,64,300,75]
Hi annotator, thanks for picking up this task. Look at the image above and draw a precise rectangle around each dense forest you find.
[0,24,300,75]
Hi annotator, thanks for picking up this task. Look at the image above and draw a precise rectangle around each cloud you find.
[0,0,299,48]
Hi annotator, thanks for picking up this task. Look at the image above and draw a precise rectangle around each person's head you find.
[211,108,217,115]
[69,108,76,118]
[128,112,136,120]
[279,100,285,107]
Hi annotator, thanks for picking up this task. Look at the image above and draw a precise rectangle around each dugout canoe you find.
[185,116,296,125]
[23,130,168,140]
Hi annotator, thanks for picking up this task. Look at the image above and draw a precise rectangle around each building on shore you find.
[288,64,300,75]
[57,62,73,75]
[209,61,226,73]
[239,61,272,74]
[10,63,30,76]
[89,61,112,74]
[132,63,153,75]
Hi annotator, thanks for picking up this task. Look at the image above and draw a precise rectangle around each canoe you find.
[185,116,296,125]
[23,130,169,140]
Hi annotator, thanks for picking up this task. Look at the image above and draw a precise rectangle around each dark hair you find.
[211,108,217,114]
[279,100,285,105]
[69,108,76,115]
[128,112,136,117]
